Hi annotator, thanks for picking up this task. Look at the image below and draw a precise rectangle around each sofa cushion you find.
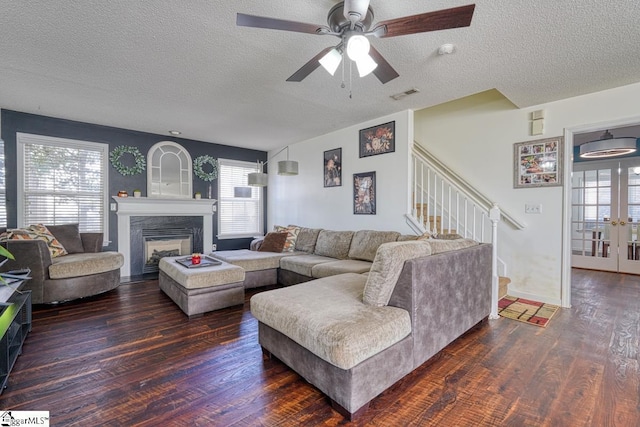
[0,224,68,258]
[49,251,124,279]
[292,226,322,253]
[279,254,336,277]
[433,233,464,240]
[274,225,301,252]
[47,223,85,254]
[212,249,296,272]
[251,273,411,370]
[427,238,479,254]
[311,259,373,278]
[348,230,401,262]
[314,230,354,259]
[396,234,419,241]
[258,232,288,253]
[363,241,433,307]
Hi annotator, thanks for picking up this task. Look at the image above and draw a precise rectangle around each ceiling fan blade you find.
[375,4,475,38]
[286,47,335,82]
[369,46,399,84]
[237,13,326,35]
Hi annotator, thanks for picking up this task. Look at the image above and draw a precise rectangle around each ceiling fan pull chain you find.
[341,50,346,89]
[349,59,353,99]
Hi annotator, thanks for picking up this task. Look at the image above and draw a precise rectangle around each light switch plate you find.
[525,203,542,214]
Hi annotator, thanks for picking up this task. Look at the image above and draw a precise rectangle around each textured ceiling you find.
[1,0,640,151]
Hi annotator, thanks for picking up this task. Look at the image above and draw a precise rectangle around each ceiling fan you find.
[237,1,475,84]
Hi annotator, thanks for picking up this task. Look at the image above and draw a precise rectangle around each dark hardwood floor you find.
[1,269,638,426]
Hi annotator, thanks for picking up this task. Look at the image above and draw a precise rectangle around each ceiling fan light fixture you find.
[346,34,370,60]
[355,53,378,77]
[579,130,638,159]
[319,48,343,75]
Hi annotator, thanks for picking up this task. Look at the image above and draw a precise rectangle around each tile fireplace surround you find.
[113,196,217,277]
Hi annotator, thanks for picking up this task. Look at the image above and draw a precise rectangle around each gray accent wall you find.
[1,109,267,251]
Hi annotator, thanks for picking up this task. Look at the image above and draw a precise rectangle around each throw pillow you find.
[416,231,432,240]
[363,241,432,307]
[0,224,68,258]
[47,223,85,254]
[273,225,301,252]
[258,232,288,253]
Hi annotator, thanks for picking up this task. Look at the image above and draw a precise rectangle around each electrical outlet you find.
[525,203,542,214]
[211,244,217,252]
[110,203,117,211]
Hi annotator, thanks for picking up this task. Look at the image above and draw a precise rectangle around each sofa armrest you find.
[1,239,52,304]
[81,233,104,253]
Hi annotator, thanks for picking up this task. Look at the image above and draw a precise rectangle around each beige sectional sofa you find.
[212,225,492,419]
[212,227,415,288]
[251,239,492,419]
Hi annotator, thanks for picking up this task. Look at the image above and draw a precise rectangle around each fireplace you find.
[143,229,193,274]
[129,216,203,277]
[113,197,216,278]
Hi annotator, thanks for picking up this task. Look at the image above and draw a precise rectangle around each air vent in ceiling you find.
[390,88,420,101]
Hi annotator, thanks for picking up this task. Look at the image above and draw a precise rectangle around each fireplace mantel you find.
[113,196,217,277]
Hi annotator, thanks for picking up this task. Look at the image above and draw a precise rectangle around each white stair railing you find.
[409,144,523,319]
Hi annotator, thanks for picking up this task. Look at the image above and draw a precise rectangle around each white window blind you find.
[0,139,6,227]
[218,158,262,238]
[17,133,108,235]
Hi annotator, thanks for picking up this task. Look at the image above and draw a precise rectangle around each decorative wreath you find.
[110,146,146,176]
[193,155,218,182]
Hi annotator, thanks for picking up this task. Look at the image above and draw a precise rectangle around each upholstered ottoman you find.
[158,256,245,317]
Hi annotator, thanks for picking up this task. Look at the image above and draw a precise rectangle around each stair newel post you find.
[489,203,501,319]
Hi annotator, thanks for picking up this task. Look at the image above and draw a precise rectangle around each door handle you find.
[611,221,618,226]
[621,221,627,226]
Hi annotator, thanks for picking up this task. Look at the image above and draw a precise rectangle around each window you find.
[147,141,192,198]
[0,139,6,227]
[17,133,108,237]
[217,158,262,238]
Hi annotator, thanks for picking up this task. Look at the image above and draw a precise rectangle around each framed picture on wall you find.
[324,148,342,187]
[514,136,563,188]
[353,171,376,215]
[359,121,395,158]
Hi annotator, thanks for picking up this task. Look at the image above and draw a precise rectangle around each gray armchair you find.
[0,227,124,304]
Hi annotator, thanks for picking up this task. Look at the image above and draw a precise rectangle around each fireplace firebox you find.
[143,229,193,274]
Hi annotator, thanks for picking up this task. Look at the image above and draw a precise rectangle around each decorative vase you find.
[133,190,141,198]
[117,191,128,198]
[195,193,202,200]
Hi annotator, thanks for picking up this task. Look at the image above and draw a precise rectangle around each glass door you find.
[571,165,617,271]
[618,164,640,274]
[572,160,640,274]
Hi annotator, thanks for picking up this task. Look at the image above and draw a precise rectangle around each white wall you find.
[268,110,415,234]
[414,83,640,304]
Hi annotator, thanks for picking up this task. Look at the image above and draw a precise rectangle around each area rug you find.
[498,295,559,327]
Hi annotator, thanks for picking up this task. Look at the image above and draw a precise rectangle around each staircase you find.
[408,143,526,318]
